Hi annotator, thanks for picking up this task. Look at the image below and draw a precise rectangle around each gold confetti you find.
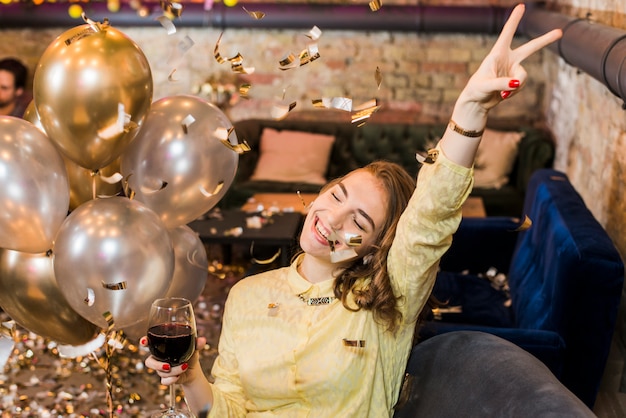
[375,66,382,89]
[1,320,15,339]
[369,0,383,12]
[299,44,320,66]
[279,53,298,71]
[312,97,352,111]
[218,128,251,154]
[416,149,439,165]
[102,311,115,332]
[199,181,225,197]
[168,68,178,82]
[160,0,184,18]
[345,233,363,247]
[351,99,381,125]
[182,114,196,134]
[511,215,533,232]
[214,33,254,74]
[81,12,109,32]
[239,83,251,99]
[97,103,133,140]
[102,281,127,290]
[343,339,366,347]
[214,32,226,64]
[242,6,265,20]
[156,14,177,34]
[271,101,297,120]
[305,25,322,41]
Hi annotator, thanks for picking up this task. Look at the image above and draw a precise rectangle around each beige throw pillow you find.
[473,128,525,189]
[250,128,335,185]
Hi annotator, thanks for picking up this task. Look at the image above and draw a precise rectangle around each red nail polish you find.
[140,337,147,346]
[509,79,520,88]
[500,91,511,99]
[181,363,189,371]
[162,363,171,371]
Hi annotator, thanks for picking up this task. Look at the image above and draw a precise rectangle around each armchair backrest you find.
[508,168,624,405]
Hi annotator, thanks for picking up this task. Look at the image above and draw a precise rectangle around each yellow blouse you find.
[207,149,473,417]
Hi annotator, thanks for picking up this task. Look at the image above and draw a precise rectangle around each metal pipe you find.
[0,2,510,33]
[521,7,626,106]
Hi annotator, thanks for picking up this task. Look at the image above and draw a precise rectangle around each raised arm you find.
[440,3,562,167]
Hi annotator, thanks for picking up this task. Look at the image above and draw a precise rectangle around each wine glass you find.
[147,297,197,418]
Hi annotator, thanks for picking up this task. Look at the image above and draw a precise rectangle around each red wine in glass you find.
[147,297,197,418]
[147,323,196,366]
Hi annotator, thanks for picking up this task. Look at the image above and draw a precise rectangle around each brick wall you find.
[0,5,548,125]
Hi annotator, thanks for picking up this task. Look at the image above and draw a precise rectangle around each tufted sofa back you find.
[226,118,554,214]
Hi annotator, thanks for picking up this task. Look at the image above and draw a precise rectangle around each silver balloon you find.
[121,95,239,229]
[53,196,174,330]
[0,248,100,346]
[34,23,153,170]
[165,225,209,301]
[0,116,70,253]
[120,225,208,343]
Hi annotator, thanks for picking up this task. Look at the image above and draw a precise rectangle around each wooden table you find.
[241,193,319,214]
[189,210,303,267]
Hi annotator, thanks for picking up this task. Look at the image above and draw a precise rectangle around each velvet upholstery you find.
[393,331,596,418]
[225,118,555,215]
[421,169,624,408]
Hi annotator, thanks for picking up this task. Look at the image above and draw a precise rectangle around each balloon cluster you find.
[0,20,239,347]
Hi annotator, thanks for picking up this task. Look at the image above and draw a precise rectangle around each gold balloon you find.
[23,100,123,210]
[0,248,100,346]
[34,23,153,170]
[65,158,123,211]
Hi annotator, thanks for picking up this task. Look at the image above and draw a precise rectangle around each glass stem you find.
[169,383,177,411]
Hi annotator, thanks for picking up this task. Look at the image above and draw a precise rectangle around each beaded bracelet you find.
[448,119,485,138]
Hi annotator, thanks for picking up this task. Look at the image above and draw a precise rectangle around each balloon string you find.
[90,339,115,418]
[91,170,98,201]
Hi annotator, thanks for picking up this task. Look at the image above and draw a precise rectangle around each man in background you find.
[0,57,31,117]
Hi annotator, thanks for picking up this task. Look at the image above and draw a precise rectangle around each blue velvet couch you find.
[393,331,595,418]
[420,169,624,408]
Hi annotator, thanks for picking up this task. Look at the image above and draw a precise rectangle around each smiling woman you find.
[140,6,563,416]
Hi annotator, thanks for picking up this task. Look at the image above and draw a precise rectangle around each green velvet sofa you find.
[222,116,555,216]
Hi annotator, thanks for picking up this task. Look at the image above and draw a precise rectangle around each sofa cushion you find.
[250,128,335,185]
[432,271,514,327]
[473,128,524,189]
